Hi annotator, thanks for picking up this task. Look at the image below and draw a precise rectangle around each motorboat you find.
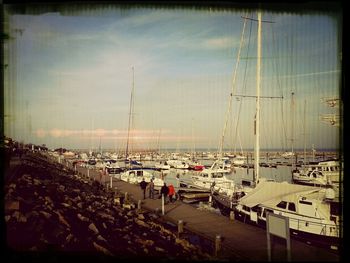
[292,160,341,187]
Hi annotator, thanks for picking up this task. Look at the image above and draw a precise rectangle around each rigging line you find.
[271,21,287,151]
[241,16,275,23]
[126,66,134,159]
[233,95,283,99]
[218,12,248,156]
[234,14,253,154]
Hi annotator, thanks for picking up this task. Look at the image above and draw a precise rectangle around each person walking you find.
[160,182,169,203]
[148,179,155,199]
[168,184,175,203]
[140,178,148,199]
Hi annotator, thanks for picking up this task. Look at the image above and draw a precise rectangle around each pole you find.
[178,220,183,238]
[303,100,307,164]
[138,200,142,210]
[162,194,165,215]
[215,235,221,257]
[254,11,262,185]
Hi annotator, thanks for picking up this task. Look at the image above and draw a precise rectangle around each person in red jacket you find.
[168,184,175,203]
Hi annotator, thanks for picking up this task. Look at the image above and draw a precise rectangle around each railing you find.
[287,216,339,238]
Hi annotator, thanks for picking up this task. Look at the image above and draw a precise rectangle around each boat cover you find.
[238,181,320,208]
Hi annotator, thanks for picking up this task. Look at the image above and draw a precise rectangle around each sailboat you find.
[124,66,142,167]
[213,11,341,250]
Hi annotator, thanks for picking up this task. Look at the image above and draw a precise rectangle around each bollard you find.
[162,195,165,215]
[209,195,213,206]
[110,176,113,188]
[74,164,77,173]
[87,168,90,178]
[178,220,184,238]
[155,207,160,215]
[230,211,235,221]
[215,235,221,257]
[138,200,142,210]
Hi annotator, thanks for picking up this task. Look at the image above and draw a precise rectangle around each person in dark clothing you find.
[159,182,169,203]
[148,179,155,199]
[140,178,148,199]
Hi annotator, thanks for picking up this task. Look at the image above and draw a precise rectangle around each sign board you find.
[266,212,291,261]
[267,213,289,239]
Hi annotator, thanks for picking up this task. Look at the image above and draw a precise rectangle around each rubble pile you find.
[5,158,213,261]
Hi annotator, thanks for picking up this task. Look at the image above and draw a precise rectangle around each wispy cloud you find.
[279,70,340,79]
[35,128,205,143]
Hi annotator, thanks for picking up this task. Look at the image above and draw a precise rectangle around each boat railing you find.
[288,217,339,237]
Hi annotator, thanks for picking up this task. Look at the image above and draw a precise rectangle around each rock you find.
[61,202,71,208]
[54,211,70,229]
[44,196,53,205]
[39,211,52,219]
[66,233,74,242]
[93,242,114,256]
[175,238,193,251]
[134,218,150,228]
[122,234,131,240]
[77,213,89,222]
[33,178,41,185]
[58,185,65,192]
[97,211,114,221]
[88,223,99,235]
[135,238,154,247]
[5,201,19,211]
[97,235,107,243]
[155,247,165,252]
[138,214,145,220]
[127,211,134,217]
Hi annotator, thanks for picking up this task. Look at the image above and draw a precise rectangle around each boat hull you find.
[233,211,341,251]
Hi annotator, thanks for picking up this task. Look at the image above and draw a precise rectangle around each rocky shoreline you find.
[4,154,215,261]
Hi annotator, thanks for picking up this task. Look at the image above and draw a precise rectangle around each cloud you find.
[38,128,172,138]
[35,128,47,138]
[202,37,236,49]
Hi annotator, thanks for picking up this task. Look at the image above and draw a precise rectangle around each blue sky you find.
[4,6,341,151]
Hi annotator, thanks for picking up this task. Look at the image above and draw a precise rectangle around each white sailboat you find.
[227,11,341,250]
[119,168,164,190]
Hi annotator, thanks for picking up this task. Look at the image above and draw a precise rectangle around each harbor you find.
[4,150,341,261]
[3,4,342,262]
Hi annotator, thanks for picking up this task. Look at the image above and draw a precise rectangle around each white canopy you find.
[239,181,320,208]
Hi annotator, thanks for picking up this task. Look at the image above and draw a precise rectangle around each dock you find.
[19,154,340,262]
[72,164,340,261]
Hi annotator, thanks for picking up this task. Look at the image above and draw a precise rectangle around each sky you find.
[3,4,342,152]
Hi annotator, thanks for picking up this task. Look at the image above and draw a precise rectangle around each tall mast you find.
[125,66,134,161]
[157,128,161,155]
[291,92,295,154]
[254,11,262,184]
[303,99,306,164]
